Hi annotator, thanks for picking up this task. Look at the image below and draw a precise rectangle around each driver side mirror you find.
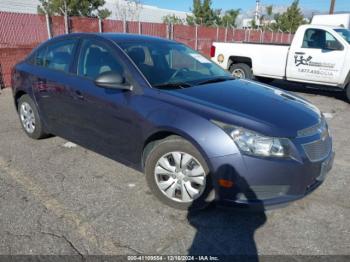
[94,71,133,91]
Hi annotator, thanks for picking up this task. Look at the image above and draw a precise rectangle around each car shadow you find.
[267,79,347,102]
[186,164,267,261]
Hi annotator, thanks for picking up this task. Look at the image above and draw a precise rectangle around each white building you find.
[0,0,190,23]
[105,0,190,23]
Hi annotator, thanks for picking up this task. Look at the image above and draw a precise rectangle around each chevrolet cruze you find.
[12,33,334,210]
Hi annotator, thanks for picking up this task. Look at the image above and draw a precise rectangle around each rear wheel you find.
[144,136,213,210]
[229,63,252,79]
[18,95,48,139]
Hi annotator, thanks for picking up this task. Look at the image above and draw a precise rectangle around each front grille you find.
[237,185,290,201]
[303,136,332,162]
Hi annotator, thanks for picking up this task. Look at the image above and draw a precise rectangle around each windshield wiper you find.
[153,82,193,89]
[196,77,235,86]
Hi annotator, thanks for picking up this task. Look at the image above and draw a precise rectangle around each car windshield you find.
[117,41,232,89]
[335,29,350,44]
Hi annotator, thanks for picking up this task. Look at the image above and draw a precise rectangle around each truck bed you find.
[236,41,291,47]
[213,42,290,79]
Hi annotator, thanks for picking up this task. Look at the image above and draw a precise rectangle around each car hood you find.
[165,79,322,138]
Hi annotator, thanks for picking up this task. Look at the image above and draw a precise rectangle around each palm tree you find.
[265,5,273,24]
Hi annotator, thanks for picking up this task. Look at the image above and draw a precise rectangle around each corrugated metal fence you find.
[0,11,293,88]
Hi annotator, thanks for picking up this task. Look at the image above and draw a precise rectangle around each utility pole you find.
[329,0,335,14]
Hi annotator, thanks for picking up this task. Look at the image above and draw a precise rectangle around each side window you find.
[325,31,343,50]
[302,29,326,49]
[45,40,76,72]
[302,29,342,50]
[35,47,47,66]
[78,40,124,80]
[27,46,47,66]
[125,45,154,66]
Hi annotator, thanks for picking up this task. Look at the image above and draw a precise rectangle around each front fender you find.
[144,103,240,162]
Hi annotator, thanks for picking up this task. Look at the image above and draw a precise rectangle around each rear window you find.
[335,29,350,44]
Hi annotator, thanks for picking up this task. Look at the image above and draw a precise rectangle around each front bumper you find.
[209,148,334,209]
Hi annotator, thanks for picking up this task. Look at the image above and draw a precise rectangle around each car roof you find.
[49,33,176,44]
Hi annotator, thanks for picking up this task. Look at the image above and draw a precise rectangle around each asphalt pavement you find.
[0,82,349,258]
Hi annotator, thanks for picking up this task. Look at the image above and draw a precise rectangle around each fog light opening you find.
[218,179,234,188]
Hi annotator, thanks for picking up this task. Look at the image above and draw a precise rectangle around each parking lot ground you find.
[0,83,349,257]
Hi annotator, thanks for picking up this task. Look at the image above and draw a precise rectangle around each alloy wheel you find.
[20,102,36,134]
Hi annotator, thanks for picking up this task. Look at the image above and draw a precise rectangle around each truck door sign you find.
[294,55,313,67]
[294,54,335,69]
[294,54,337,78]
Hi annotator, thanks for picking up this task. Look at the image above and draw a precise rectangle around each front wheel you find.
[229,63,252,79]
[144,136,213,210]
[17,95,48,139]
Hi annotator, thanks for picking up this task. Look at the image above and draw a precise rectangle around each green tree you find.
[186,14,196,25]
[37,0,111,19]
[221,9,240,27]
[187,0,220,26]
[250,19,258,29]
[274,0,305,33]
[266,5,273,20]
[202,0,216,25]
[163,14,184,25]
[189,0,202,24]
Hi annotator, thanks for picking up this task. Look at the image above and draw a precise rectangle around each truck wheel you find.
[229,63,252,79]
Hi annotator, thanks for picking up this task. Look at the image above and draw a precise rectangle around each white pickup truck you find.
[211,24,350,101]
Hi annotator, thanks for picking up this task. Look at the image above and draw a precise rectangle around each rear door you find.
[31,38,79,133]
[286,28,346,85]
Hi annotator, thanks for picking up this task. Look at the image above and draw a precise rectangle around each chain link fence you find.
[0,11,294,88]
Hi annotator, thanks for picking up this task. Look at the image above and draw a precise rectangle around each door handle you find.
[75,90,84,100]
[295,52,305,55]
[37,78,47,92]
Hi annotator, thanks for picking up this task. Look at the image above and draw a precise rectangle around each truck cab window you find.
[302,29,342,50]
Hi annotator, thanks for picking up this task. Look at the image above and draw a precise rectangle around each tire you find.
[346,84,350,103]
[144,136,214,210]
[229,63,253,79]
[17,94,48,139]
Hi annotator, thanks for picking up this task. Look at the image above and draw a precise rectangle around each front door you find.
[286,28,346,85]
[65,39,143,165]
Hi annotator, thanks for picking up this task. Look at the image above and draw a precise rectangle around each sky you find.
[141,0,349,13]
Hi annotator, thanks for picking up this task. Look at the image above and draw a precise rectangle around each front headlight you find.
[212,120,290,158]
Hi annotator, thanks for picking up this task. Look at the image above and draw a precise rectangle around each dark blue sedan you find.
[12,33,334,210]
